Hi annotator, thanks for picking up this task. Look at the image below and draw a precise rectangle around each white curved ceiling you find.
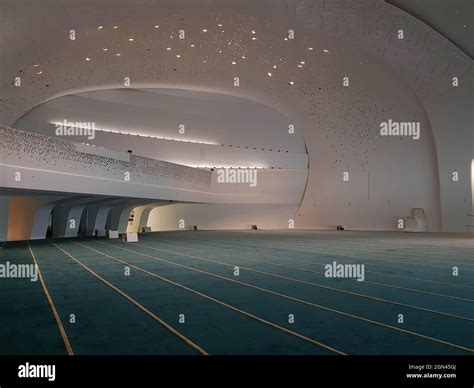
[388,0,473,58]
[14,88,307,153]
[0,0,471,232]
[1,0,471,128]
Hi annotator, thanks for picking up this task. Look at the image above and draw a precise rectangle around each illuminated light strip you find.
[48,122,299,154]
[192,165,268,169]
[49,122,219,146]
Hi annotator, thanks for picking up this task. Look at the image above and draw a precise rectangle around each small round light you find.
[128,38,134,42]
[85,57,91,61]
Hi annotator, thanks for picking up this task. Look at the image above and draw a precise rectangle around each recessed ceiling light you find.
[251,37,257,40]
[33,64,39,67]
[267,72,272,77]
[115,53,121,56]
[202,60,207,63]
[297,64,302,68]
[308,47,314,50]
[241,55,246,59]
[85,57,91,61]
[202,29,208,32]
[98,26,103,30]
[289,81,294,85]
[190,44,195,47]
[218,23,222,27]
[176,54,181,58]
[323,49,329,53]
[113,25,118,29]
[37,71,43,75]
[102,48,108,51]
[231,61,236,65]
[218,50,222,53]
[273,65,277,69]
[284,38,288,41]
[154,25,159,28]
[128,38,134,42]
[300,61,305,64]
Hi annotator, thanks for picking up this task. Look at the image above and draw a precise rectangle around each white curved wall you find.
[14,88,309,169]
[1,0,471,233]
[147,203,299,231]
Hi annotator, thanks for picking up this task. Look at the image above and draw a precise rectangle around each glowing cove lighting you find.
[49,122,219,146]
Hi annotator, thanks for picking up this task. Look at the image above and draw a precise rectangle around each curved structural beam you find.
[30,204,56,240]
[63,206,86,238]
[107,205,137,233]
[127,203,169,232]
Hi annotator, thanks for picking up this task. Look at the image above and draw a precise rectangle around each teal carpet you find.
[0,230,472,355]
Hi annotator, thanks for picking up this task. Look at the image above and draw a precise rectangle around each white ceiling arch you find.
[1,0,471,231]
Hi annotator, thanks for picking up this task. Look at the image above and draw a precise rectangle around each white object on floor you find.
[123,232,138,242]
[403,208,426,232]
[108,230,119,239]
